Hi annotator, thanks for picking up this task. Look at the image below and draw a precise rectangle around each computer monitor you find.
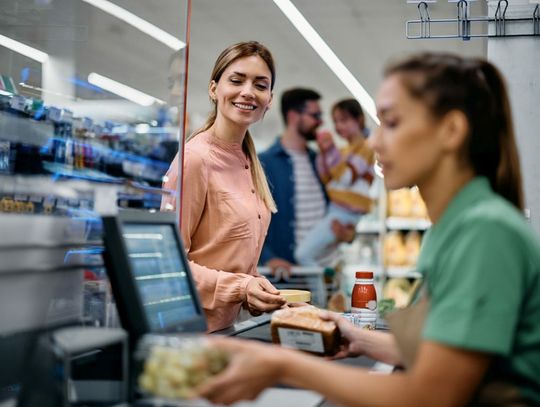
[102,211,206,338]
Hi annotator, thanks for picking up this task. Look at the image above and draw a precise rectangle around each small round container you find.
[136,334,229,400]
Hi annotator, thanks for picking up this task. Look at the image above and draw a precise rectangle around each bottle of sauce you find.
[351,271,377,329]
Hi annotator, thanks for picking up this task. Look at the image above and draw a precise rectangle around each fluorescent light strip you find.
[88,72,164,106]
[81,0,185,50]
[272,0,379,125]
[0,34,49,63]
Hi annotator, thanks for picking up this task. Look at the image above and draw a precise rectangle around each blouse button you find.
[258,214,261,219]
[251,189,255,194]
[245,165,249,169]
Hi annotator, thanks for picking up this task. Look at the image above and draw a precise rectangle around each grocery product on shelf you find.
[404,230,421,266]
[0,92,178,210]
[387,188,412,218]
[383,230,407,267]
[348,185,429,311]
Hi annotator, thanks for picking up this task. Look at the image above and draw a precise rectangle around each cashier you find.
[196,52,540,405]
[161,41,286,332]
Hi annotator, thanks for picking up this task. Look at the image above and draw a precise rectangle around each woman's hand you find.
[246,277,286,314]
[319,310,370,359]
[196,337,285,405]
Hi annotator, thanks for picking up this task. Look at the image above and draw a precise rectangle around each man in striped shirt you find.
[259,88,352,274]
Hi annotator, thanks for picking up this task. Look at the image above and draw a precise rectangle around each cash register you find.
[101,211,330,407]
[102,211,207,339]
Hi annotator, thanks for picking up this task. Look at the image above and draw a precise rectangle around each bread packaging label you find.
[270,306,340,355]
[277,327,325,353]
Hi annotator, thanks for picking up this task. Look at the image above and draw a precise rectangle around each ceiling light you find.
[81,0,185,50]
[0,34,49,63]
[272,0,379,125]
[88,72,164,106]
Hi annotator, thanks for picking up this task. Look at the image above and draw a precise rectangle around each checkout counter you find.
[0,211,387,407]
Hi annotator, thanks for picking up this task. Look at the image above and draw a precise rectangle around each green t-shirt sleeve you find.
[423,220,526,355]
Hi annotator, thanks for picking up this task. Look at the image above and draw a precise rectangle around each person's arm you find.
[280,340,490,407]
[315,132,342,184]
[320,311,402,365]
[197,338,490,407]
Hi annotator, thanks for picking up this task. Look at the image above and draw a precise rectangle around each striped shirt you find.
[285,148,326,248]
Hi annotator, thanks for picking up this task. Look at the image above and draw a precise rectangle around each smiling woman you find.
[161,42,285,333]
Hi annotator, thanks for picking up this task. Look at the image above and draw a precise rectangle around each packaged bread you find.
[271,306,340,356]
[404,231,421,266]
[383,278,412,309]
[409,187,428,219]
[387,188,412,217]
[383,231,407,266]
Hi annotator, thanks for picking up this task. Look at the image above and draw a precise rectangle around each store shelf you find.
[44,162,122,184]
[386,266,422,279]
[356,220,383,234]
[386,217,431,231]
[0,111,53,146]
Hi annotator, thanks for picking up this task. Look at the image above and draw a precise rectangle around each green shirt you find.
[417,177,540,403]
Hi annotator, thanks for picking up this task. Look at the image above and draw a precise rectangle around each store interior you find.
[1,0,539,406]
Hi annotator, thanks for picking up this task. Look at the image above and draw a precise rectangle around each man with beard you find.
[259,88,351,275]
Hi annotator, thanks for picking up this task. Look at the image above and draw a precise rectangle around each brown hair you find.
[331,98,365,129]
[189,41,277,213]
[385,53,524,210]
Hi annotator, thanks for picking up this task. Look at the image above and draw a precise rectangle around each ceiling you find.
[0,0,487,148]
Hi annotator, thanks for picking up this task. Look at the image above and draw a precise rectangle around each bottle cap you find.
[355,271,374,279]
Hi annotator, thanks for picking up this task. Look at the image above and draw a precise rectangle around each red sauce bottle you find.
[351,271,377,328]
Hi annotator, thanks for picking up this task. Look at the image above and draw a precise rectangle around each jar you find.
[351,271,377,329]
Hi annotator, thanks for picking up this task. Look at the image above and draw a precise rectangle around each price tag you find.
[277,328,324,353]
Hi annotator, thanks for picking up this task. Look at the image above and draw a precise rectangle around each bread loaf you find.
[270,307,340,356]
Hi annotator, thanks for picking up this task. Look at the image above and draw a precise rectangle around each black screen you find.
[122,223,198,331]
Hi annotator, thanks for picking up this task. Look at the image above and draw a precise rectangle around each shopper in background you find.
[295,98,375,266]
[259,88,354,274]
[161,41,286,332]
[197,53,540,405]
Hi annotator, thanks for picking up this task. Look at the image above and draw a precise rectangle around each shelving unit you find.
[345,183,431,309]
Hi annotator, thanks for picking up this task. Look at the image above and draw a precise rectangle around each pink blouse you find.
[161,132,271,332]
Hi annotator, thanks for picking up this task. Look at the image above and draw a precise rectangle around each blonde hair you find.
[188,41,277,213]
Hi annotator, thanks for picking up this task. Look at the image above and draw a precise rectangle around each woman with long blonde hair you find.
[162,41,285,332]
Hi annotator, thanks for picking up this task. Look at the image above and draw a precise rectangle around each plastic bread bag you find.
[136,334,229,400]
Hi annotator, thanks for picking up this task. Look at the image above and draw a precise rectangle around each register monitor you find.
[102,211,206,337]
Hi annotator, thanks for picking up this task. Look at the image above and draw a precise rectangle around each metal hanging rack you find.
[406,0,540,40]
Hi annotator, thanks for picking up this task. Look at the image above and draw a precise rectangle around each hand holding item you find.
[246,277,286,314]
[196,337,284,405]
[319,310,368,360]
[316,130,335,153]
